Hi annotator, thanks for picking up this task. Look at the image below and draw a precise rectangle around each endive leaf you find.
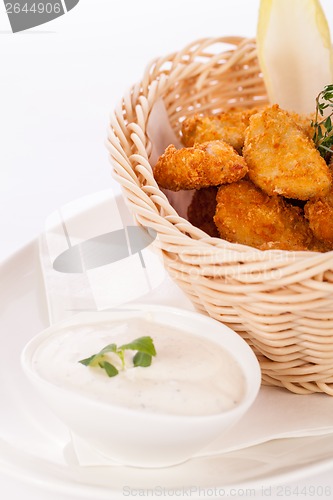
[257,0,333,113]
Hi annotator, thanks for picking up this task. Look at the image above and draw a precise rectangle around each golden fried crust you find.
[304,190,333,247]
[287,111,316,140]
[181,108,259,153]
[214,180,314,251]
[153,140,248,191]
[187,187,219,237]
[243,105,332,200]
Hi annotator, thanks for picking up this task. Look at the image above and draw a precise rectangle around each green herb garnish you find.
[78,336,156,377]
[312,84,333,160]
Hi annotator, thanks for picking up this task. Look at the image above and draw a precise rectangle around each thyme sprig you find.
[312,84,333,160]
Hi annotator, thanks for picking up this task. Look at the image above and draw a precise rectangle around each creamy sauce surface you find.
[33,317,245,416]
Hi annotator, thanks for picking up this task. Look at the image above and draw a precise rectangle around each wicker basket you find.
[107,36,333,396]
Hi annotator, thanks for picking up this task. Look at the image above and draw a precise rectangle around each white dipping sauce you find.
[32,316,245,416]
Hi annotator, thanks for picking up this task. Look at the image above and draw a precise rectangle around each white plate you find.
[1,241,333,499]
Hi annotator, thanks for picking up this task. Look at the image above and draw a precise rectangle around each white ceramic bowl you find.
[21,305,261,468]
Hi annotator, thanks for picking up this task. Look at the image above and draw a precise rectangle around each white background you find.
[0,0,333,498]
[0,0,260,261]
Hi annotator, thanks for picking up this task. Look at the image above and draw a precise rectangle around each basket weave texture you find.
[107,37,333,395]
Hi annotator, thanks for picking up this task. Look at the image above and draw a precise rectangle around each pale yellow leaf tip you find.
[257,0,333,113]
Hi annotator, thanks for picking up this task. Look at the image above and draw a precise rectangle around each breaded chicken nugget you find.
[214,180,314,251]
[304,190,333,247]
[181,108,314,152]
[154,140,248,191]
[187,187,219,237]
[243,105,332,200]
[181,108,259,153]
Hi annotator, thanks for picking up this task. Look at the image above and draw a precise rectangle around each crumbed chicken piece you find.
[154,140,248,191]
[181,108,315,152]
[243,105,332,200]
[214,180,314,251]
[305,190,333,248]
[181,108,259,153]
[187,187,219,237]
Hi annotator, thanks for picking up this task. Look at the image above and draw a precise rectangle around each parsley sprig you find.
[312,84,333,160]
[79,336,156,377]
